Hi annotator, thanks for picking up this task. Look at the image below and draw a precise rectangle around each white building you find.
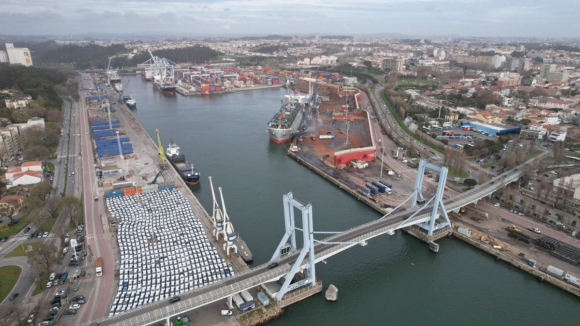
[548,131,566,142]
[546,113,561,125]
[5,43,33,66]
[4,161,43,189]
[343,76,357,86]
[491,55,506,69]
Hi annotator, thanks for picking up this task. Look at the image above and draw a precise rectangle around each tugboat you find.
[122,95,137,109]
[165,141,200,185]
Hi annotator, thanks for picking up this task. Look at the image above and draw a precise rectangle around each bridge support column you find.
[413,160,452,237]
[226,295,233,309]
[271,192,316,301]
[411,160,426,209]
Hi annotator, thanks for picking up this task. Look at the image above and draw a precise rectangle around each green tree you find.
[464,179,478,187]
[58,196,81,226]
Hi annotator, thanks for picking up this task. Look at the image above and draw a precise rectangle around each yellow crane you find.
[156,128,167,169]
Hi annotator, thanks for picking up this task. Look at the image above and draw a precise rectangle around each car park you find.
[108,191,234,315]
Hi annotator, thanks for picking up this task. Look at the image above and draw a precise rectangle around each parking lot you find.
[107,189,234,316]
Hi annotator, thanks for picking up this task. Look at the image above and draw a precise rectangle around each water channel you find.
[124,76,579,325]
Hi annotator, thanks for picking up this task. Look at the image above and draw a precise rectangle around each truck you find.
[96,257,103,277]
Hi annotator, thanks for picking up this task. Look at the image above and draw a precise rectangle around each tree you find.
[27,242,60,276]
[30,182,52,200]
[464,179,478,187]
[362,60,373,70]
[23,196,43,214]
[58,196,81,226]
[44,197,60,219]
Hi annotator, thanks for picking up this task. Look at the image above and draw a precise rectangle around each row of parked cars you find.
[39,291,86,325]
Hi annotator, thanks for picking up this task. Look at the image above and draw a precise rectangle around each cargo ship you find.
[141,70,153,81]
[165,141,200,185]
[267,92,308,144]
[153,78,176,96]
[109,71,123,93]
[122,95,136,109]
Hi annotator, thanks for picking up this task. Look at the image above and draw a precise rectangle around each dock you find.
[175,83,282,96]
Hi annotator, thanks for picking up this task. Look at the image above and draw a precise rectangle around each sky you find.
[0,0,579,37]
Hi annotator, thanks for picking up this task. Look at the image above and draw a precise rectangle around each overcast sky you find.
[0,0,579,37]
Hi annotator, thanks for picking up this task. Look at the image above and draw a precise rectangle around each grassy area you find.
[541,156,554,162]
[482,162,495,169]
[0,213,30,238]
[446,166,470,178]
[0,266,22,303]
[525,149,543,161]
[32,274,48,296]
[5,242,42,258]
[45,162,55,172]
[38,216,57,233]
[379,91,444,154]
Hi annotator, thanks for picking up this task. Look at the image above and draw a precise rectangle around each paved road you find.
[0,257,33,307]
[77,83,116,324]
[482,202,580,247]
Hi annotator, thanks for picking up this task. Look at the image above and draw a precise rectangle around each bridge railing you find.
[84,262,292,326]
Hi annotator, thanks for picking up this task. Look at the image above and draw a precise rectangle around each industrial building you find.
[5,43,33,66]
[459,121,521,136]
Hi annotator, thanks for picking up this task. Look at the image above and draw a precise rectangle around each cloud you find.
[0,0,577,36]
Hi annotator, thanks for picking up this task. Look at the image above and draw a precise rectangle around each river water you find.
[124,76,578,325]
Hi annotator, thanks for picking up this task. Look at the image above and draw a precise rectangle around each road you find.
[482,202,580,247]
[76,84,117,324]
[0,257,32,307]
[0,98,79,316]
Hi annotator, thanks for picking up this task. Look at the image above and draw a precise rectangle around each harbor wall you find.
[452,224,580,298]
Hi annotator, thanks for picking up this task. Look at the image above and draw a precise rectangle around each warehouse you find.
[459,121,521,136]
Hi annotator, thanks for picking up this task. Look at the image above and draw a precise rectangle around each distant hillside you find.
[0,65,67,108]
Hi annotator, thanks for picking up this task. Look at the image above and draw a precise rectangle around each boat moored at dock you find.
[166,141,200,185]
[267,91,308,144]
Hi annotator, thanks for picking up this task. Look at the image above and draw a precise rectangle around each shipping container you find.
[112,182,134,190]
[141,184,159,193]
[378,180,392,189]
[240,290,253,302]
[564,273,580,288]
[546,265,564,278]
[232,293,244,309]
[257,292,269,305]
[239,300,255,312]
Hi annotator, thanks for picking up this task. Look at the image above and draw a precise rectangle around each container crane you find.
[156,129,168,169]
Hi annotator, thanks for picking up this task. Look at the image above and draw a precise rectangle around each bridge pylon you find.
[411,160,452,237]
[270,192,316,301]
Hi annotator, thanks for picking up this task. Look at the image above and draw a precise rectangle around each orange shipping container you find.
[123,187,137,196]
[136,186,142,194]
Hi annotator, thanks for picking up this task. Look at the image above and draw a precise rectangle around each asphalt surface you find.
[77,85,117,324]
[0,257,32,307]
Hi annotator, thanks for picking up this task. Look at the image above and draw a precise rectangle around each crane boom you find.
[156,128,166,167]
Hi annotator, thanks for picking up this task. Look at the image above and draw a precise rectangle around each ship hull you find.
[166,155,200,185]
[268,109,303,144]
